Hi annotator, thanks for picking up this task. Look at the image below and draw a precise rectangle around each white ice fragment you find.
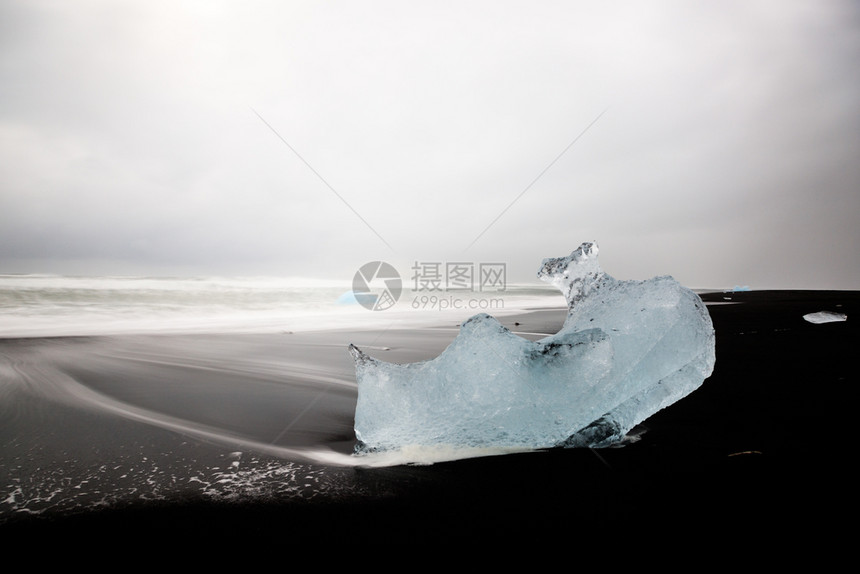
[349,241,716,455]
[803,311,847,324]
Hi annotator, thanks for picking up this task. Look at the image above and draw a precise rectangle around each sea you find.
[0,273,569,523]
[4,278,846,547]
[0,273,566,338]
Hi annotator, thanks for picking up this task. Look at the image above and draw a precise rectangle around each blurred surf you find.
[0,274,565,337]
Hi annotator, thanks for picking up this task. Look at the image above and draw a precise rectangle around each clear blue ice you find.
[349,242,716,454]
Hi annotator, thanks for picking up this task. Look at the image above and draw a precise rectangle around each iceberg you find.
[803,311,847,324]
[349,242,716,455]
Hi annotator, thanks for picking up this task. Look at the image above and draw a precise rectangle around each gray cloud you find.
[1,0,858,288]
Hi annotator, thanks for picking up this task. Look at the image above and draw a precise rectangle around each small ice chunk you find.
[349,241,716,455]
[803,311,848,324]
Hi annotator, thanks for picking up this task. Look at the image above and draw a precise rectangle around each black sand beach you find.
[1,290,856,556]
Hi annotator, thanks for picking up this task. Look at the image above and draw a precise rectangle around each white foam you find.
[0,275,564,338]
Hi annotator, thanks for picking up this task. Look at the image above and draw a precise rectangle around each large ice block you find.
[349,242,716,455]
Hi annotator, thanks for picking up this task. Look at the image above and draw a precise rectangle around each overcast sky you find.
[1,0,858,289]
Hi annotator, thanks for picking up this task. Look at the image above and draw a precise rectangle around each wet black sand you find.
[1,290,856,556]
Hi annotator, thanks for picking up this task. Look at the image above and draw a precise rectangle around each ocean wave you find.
[0,275,564,337]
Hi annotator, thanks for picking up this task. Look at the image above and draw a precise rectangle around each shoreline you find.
[1,289,857,548]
